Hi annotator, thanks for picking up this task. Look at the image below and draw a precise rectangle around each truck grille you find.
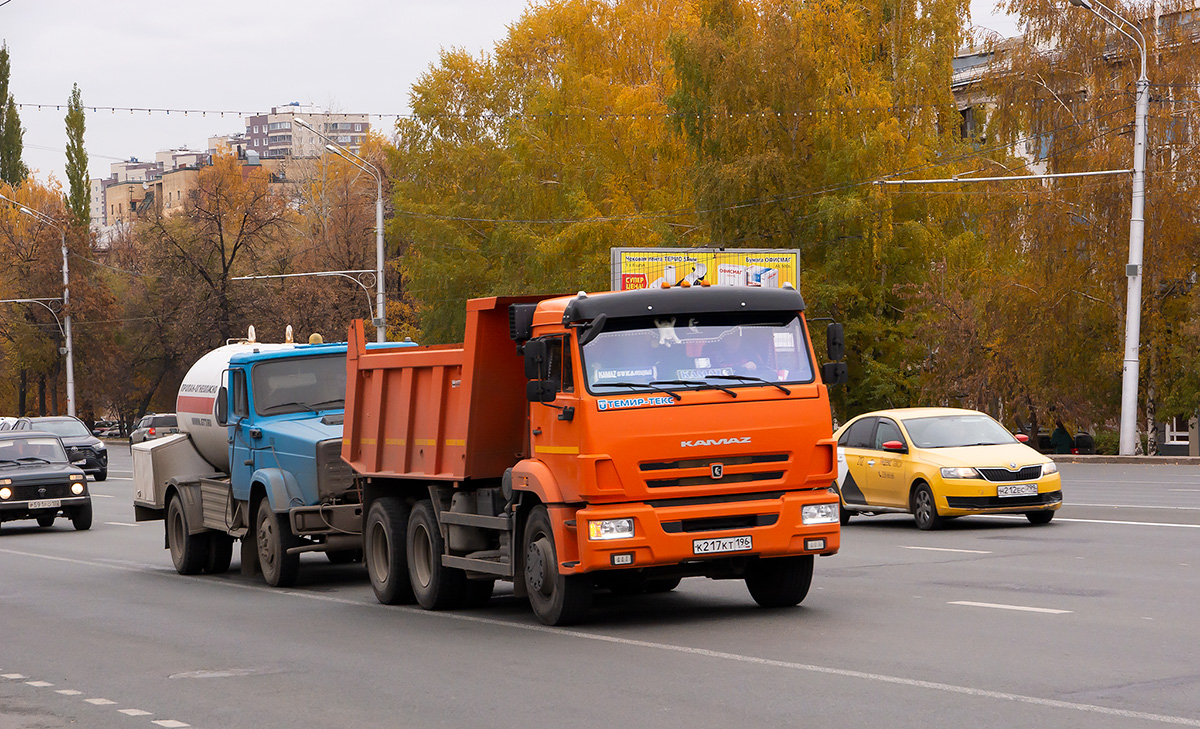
[316,439,357,501]
[639,453,789,490]
[977,466,1043,482]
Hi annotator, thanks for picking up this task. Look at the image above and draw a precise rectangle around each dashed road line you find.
[4,667,192,727]
[2,673,26,679]
[950,601,1073,614]
[152,721,190,728]
[120,709,154,717]
[55,689,82,695]
[1069,502,1200,510]
[86,697,118,705]
[979,514,1200,528]
[103,521,140,527]
[25,681,53,687]
[900,546,992,554]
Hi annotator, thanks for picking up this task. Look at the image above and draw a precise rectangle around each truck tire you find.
[205,533,235,574]
[256,496,300,587]
[524,505,592,626]
[365,498,415,605]
[407,500,468,610]
[167,496,207,575]
[746,555,814,608]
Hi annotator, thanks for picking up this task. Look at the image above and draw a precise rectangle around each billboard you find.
[610,248,801,291]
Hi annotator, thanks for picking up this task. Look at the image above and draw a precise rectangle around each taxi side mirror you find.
[1015,433,1029,443]
[882,440,907,453]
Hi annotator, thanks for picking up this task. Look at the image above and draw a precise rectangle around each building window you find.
[254,125,259,133]
[1167,416,1190,445]
[354,123,362,132]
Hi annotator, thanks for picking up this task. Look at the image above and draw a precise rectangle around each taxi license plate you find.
[29,499,61,509]
[693,535,753,555]
[997,484,1037,498]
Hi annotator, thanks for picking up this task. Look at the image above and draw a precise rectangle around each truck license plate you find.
[997,484,1037,498]
[29,499,61,509]
[693,535,753,555]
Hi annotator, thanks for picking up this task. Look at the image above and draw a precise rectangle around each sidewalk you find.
[1051,453,1200,465]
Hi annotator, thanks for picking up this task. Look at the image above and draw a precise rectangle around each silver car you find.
[129,414,180,445]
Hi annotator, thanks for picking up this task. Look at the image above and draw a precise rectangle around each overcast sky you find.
[2,0,1020,187]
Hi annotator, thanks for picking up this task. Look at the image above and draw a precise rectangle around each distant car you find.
[834,407,1063,530]
[129,413,180,445]
[96,424,123,438]
[0,430,93,531]
[11,416,109,482]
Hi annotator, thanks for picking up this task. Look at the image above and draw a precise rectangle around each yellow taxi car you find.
[834,407,1062,530]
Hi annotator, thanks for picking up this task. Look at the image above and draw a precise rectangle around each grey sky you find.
[2,0,1018,187]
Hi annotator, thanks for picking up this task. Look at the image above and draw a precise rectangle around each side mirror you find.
[882,440,907,453]
[216,386,229,426]
[526,380,557,404]
[821,361,848,386]
[826,322,845,362]
[1015,433,1029,443]
[523,339,548,380]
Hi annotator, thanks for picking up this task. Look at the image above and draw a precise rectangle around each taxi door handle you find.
[867,459,875,467]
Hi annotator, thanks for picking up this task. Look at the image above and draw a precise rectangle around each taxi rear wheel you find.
[912,483,943,531]
[1026,510,1055,525]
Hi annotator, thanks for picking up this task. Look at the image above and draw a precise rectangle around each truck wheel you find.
[36,515,56,528]
[365,498,415,605]
[745,555,814,608]
[523,505,592,626]
[256,496,300,587]
[205,533,234,574]
[167,496,207,574]
[1026,510,1055,525]
[912,482,944,531]
[70,502,93,531]
[407,500,468,610]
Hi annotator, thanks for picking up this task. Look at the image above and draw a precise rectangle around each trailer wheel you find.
[364,498,414,605]
[256,496,299,587]
[523,506,592,626]
[167,495,207,575]
[205,533,234,574]
[407,500,468,610]
[745,555,814,608]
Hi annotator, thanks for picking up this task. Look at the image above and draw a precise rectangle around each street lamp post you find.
[1068,0,1148,456]
[293,117,387,343]
[0,194,76,417]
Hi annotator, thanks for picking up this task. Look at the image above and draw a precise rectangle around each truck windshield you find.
[252,354,347,416]
[580,313,814,394]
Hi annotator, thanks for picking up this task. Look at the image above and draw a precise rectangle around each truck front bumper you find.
[562,490,840,574]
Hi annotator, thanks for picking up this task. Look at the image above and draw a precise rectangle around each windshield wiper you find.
[0,459,20,466]
[261,401,317,414]
[652,379,737,398]
[16,457,51,464]
[592,382,682,402]
[308,399,345,410]
[706,374,791,395]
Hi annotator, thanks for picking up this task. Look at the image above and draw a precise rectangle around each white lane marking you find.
[120,709,154,717]
[4,548,1198,726]
[56,689,82,695]
[1069,502,1200,510]
[979,515,1200,528]
[1169,489,1200,492]
[949,601,1073,614]
[86,698,118,705]
[103,522,140,527]
[25,681,53,687]
[91,494,116,499]
[2,673,26,679]
[152,721,190,728]
[901,546,992,554]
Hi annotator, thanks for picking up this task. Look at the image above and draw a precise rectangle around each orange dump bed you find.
[342,296,551,480]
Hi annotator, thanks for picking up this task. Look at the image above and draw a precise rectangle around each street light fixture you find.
[1067,0,1148,456]
[0,193,76,417]
[293,116,387,343]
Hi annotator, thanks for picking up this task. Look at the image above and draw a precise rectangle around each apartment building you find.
[244,102,370,160]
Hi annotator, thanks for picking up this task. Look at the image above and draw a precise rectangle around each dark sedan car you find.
[11,416,108,481]
[0,431,93,530]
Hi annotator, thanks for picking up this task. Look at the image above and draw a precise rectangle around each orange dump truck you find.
[342,285,847,625]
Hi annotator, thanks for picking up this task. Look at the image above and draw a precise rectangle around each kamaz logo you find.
[681,437,751,447]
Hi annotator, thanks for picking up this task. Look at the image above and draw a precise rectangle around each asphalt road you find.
[2,450,1199,729]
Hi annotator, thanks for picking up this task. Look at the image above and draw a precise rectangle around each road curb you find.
[1051,454,1200,465]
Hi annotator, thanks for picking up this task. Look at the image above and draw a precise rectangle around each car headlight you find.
[0,487,10,500]
[940,467,981,479]
[1042,462,1058,475]
[588,518,634,540]
[94,442,106,451]
[71,483,85,495]
[0,477,10,485]
[802,503,839,525]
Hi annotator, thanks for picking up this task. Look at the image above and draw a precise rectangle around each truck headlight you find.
[1042,462,1058,476]
[0,487,10,500]
[588,518,635,540]
[940,467,980,479]
[802,503,839,525]
[71,483,85,495]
